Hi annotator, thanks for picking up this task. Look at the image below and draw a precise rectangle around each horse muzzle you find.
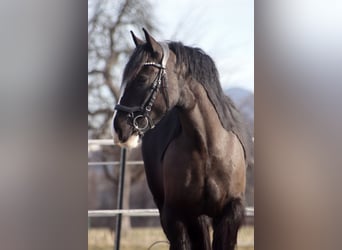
[113,113,142,149]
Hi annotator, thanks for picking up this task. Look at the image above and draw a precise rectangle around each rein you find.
[115,43,170,136]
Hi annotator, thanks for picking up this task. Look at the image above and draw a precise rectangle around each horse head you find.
[112,29,180,148]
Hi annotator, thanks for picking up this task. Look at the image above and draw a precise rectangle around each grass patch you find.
[88,226,254,250]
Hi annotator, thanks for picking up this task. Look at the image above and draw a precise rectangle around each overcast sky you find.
[150,0,254,92]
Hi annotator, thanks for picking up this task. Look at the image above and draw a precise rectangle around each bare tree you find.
[88,0,157,233]
[88,0,157,138]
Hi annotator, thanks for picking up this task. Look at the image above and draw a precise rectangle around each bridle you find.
[114,43,170,136]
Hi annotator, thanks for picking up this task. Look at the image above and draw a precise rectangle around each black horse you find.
[113,29,252,250]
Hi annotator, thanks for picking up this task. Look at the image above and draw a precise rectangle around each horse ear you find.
[130,31,144,47]
[142,28,161,54]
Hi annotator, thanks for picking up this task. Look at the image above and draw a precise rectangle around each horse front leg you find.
[212,198,245,250]
[161,207,191,250]
[186,215,211,250]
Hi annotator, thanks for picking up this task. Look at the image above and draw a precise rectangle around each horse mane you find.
[168,42,252,159]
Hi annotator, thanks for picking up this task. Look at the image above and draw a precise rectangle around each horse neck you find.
[177,80,226,151]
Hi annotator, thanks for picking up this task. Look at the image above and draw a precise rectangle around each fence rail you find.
[88,161,144,166]
[88,138,254,146]
[88,139,115,145]
[88,209,160,217]
[88,207,254,218]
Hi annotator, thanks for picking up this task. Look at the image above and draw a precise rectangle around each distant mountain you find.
[225,87,252,106]
[224,87,254,135]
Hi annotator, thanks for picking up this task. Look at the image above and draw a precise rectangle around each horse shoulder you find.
[210,131,246,199]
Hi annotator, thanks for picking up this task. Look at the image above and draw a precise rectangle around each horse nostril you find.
[115,126,130,142]
[120,132,129,142]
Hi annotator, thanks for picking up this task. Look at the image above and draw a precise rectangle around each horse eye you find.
[135,82,146,88]
[137,74,148,82]
[135,76,149,87]
[137,75,148,82]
